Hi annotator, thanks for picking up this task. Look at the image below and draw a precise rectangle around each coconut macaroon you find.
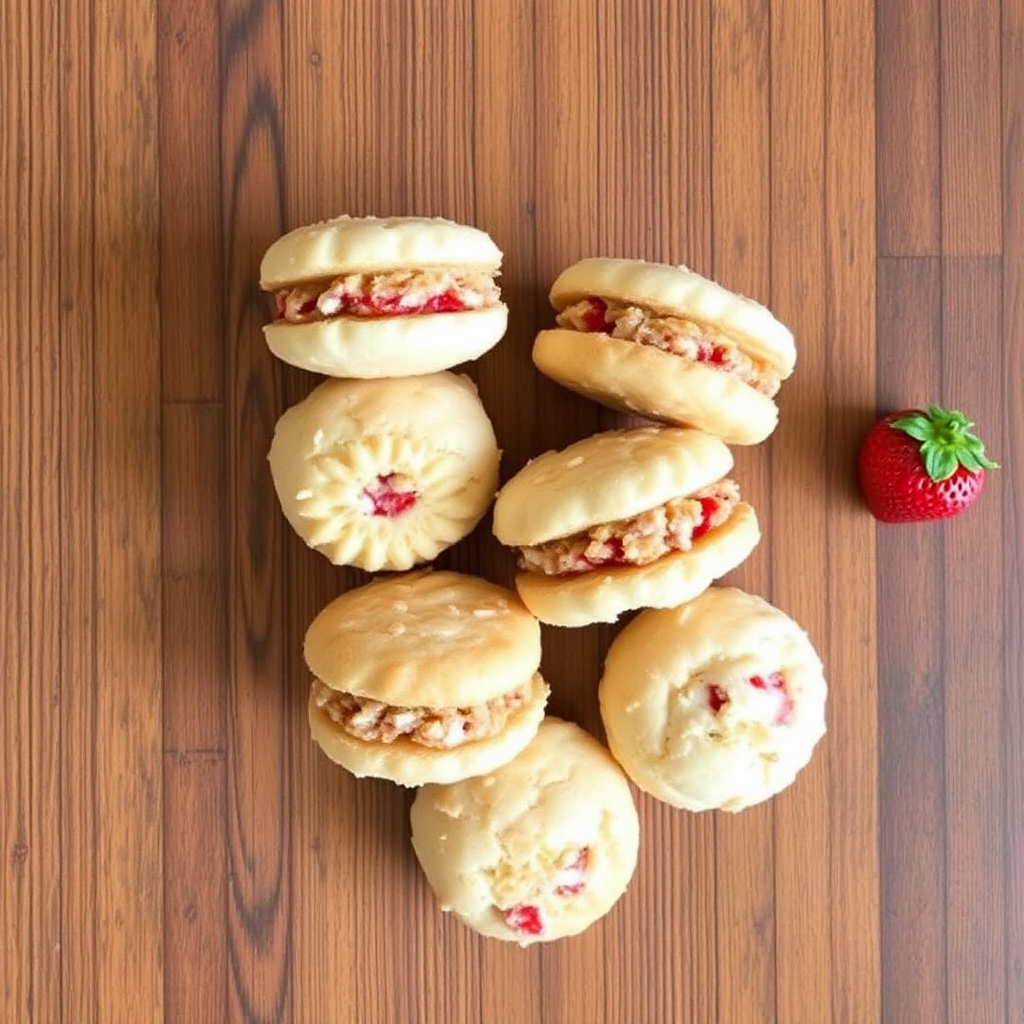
[268,372,501,572]
[306,571,549,787]
[260,215,508,377]
[491,426,760,627]
[410,717,640,945]
[599,587,827,813]
[533,257,796,445]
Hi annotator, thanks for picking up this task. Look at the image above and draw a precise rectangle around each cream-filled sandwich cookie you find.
[599,586,827,812]
[491,426,760,627]
[306,571,548,787]
[533,257,796,445]
[260,215,508,377]
[410,717,640,945]
[268,372,501,572]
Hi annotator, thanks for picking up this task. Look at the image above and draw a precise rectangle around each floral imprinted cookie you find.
[269,372,501,572]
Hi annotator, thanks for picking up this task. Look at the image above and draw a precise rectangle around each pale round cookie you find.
[268,372,501,572]
[306,571,548,787]
[410,717,640,945]
[549,257,795,376]
[599,587,827,812]
[491,426,760,626]
[260,215,508,377]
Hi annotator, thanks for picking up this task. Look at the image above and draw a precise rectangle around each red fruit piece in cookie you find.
[363,474,418,518]
[695,338,732,367]
[503,903,545,936]
[691,495,722,541]
[584,537,626,569]
[579,296,611,333]
[707,684,729,714]
[749,672,793,726]
[707,673,791,726]
[553,847,590,896]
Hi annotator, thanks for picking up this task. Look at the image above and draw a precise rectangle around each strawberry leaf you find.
[891,404,1000,481]
[957,449,988,473]
[922,443,959,481]
[892,416,933,442]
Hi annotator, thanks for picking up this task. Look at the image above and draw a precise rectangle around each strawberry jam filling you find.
[362,474,417,518]
[579,295,611,332]
[329,288,467,317]
[518,480,740,577]
[273,268,500,323]
[276,285,470,320]
[691,495,723,541]
[556,296,780,397]
[707,671,793,726]
[581,537,626,569]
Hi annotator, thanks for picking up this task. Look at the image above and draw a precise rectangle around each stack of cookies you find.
[302,570,640,948]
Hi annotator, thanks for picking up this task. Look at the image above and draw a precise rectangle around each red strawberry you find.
[857,404,999,523]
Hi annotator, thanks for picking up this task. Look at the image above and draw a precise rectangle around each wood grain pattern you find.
[2,1,1021,1022]
[1003,7,1024,1022]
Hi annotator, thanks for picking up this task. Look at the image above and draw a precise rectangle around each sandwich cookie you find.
[533,257,796,445]
[268,372,501,572]
[491,426,760,627]
[410,717,640,946]
[599,586,827,812]
[260,214,508,377]
[306,571,549,787]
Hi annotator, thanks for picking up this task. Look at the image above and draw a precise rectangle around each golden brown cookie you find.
[306,571,548,787]
[492,426,760,626]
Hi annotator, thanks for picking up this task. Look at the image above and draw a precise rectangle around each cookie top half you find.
[492,426,733,547]
[549,257,795,377]
[304,571,542,708]
[261,215,503,288]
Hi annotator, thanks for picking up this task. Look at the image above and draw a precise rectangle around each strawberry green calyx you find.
[890,404,1000,482]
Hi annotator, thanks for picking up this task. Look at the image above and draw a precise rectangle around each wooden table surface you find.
[3,1,1022,1022]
